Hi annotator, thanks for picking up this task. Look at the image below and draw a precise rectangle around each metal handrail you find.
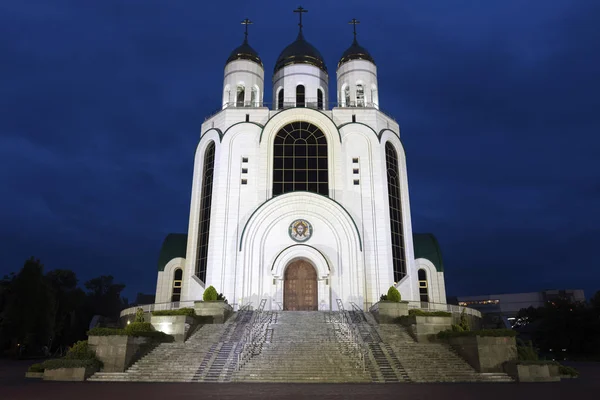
[332,299,367,372]
[236,299,272,371]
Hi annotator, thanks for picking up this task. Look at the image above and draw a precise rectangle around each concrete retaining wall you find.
[194,301,232,324]
[43,367,97,381]
[449,336,517,372]
[150,315,196,342]
[88,335,149,372]
[369,301,409,323]
[402,315,452,342]
[504,362,561,382]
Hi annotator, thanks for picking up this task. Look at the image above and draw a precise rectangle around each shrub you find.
[380,294,388,301]
[87,327,127,336]
[41,358,102,371]
[437,329,517,339]
[458,309,470,331]
[64,340,95,360]
[134,307,145,323]
[559,365,579,377]
[451,324,464,332]
[28,363,45,373]
[387,286,401,302]
[216,293,228,304]
[203,286,218,301]
[408,309,451,317]
[517,339,539,361]
[125,322,154,336]
[152,308,196,317]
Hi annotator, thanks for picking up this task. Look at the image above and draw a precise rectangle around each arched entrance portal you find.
[284,259,317,311]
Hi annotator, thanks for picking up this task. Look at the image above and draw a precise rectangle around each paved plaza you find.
[1,360,598,400]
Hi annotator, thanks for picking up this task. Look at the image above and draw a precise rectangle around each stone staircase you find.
[233,311,370,382]
[376,321,513,383]
[89,311,253,382]
[89,309,513,383]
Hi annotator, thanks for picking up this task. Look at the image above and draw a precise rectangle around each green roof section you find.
[413,233,444,272]
[157,233,188,271]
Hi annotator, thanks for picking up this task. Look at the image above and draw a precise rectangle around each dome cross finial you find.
[294,6,308,32]
[349,18,360,42]
[241,18,253,42]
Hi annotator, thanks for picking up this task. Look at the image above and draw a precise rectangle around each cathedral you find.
[154,9,447,311]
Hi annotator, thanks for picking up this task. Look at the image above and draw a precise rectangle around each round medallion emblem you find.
[288,219,313,242]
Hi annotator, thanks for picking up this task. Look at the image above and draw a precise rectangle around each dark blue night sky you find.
[1,0,599,301]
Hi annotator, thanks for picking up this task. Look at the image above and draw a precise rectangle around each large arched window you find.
[277,88,284,110]
[296,85,305,108]
[418,269,429,303]
[171,268,183,302]
[196,142,215,282]
[273,122,328,196]
[385,142,406,282]
[317,88,324,110]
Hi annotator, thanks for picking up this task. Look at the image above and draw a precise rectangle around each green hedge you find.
[87,327,127,336]
[437,329,517,339]
[64,340,96,360]
[40,358,103,371]
[28,363,45,373]
[87,324,173,342]
[203,286,218,301]
[387,286,401,302]
[408,309,452,317]
[152,308,196,317]
[559,365,579,377]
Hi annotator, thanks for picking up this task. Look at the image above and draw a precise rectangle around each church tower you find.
[272,7,328,110]
[336,19,379,108]
[222,19,264,108]
[153,9,448,311]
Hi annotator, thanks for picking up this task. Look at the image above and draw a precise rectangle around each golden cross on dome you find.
[294,6,308,31]
[349,18,360,40]
[241,18,253,41]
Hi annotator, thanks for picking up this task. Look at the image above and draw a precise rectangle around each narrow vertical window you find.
[418,269,429,303]
[344,85,351,107]
[251,87,257,107]
[371,86,378,108]
[277,88,284,110]
[273,121,328,196]
[172,268,183,302]
[223,87,231,108]
[385,142,406,282]
[356,84,365,107]
[296,85,305,108]
[236,85,245,107]
[317,88,324,110]
[196,142,215,282]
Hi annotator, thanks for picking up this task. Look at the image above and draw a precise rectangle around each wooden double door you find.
[284,260,317,311]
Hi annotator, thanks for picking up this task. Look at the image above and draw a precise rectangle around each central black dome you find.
[274,31,327,73]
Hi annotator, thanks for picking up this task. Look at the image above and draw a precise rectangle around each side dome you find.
[274,31,327,73]
[226,39,262,67]
[338,38,375,68]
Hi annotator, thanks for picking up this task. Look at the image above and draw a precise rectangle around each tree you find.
[45,269,86,350]
[84,275,126,320]
[0,257,55,354]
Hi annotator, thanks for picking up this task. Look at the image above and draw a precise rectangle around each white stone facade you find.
[155,33,447,311]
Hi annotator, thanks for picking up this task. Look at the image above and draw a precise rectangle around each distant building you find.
[451,289,585,328]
